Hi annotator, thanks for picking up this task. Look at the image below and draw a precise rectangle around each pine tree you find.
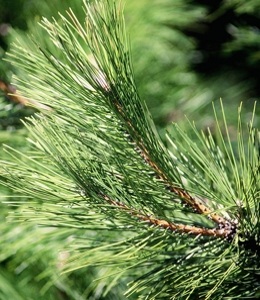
[0,0,259,299]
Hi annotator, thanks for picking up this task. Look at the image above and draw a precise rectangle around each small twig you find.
[0,80,50,110]
[0,80,28,105]
[110,96,232,227]
[105,196,234,238]
[139,146,231,226]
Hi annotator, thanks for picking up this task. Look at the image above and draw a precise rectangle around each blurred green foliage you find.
[0,0,259,299]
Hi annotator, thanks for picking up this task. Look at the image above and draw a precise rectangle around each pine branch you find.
[0,80,27,105]
[67,0,234,235]
[0,0,259,299]
[106,85,233,228]
[104,195,234,238]
[0,79,51,111]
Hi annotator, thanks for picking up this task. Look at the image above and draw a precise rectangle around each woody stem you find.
[105,196,234,238]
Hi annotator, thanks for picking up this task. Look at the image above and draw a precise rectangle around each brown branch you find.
[139,146,231,226]
[105,196,234,238]
[129,124,232,227]
[0,80,50,110]
[141,215,232,238]
[0,80,28,105]
[110,97,232,227]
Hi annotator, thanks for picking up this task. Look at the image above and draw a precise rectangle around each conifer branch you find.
[104,195,234,238]
[0,79,50,110]
[108,89,234,231]
[0,80,27,105]
[1,1,258,298]
[136,141,232,227]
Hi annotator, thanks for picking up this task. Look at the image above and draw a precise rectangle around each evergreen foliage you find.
[0,0,259,299]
